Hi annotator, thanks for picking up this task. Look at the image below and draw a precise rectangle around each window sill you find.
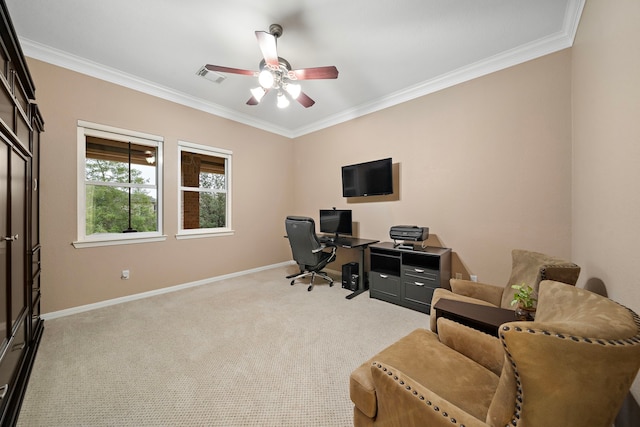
[73,235,168,248]
[175,230,235,240]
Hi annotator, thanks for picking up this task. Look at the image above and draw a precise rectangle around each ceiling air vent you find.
[196,66,226,84]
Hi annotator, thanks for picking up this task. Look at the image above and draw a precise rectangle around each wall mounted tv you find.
[342,158,393,197]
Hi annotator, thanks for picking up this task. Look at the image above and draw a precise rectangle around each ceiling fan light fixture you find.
[277,91,290,109]
[204,24,337,109]
[250,87,266,102]
[285,82,301,99]
[258,69,274,88]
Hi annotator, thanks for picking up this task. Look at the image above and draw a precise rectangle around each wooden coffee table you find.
[433,299,517,337]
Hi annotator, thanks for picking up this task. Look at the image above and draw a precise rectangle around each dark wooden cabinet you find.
[369,242,451,313]
[0,1,44,424]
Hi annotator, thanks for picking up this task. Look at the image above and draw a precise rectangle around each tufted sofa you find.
[349,280,640,426]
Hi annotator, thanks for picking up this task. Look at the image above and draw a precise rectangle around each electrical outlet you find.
[121,270,130,280]
[455,273,462,279]
[470,274,478,282]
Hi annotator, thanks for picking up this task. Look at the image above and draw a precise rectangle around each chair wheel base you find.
[290,280,295,286]
[307,285,313,292]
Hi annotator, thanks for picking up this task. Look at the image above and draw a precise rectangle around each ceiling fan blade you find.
[296,91,316,108]
[255,31,280,68]
[205,64,256,76]
[289,66,339,80]
[247,88,270,106]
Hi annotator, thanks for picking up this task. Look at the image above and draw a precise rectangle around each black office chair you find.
[285,216,337,291]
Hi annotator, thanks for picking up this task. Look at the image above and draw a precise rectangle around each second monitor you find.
[319,209,352,241]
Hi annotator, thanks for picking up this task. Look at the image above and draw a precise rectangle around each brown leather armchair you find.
[430,249,580,332]
[349,280,640,426]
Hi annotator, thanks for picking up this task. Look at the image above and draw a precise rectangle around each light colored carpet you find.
[17,266,428,426]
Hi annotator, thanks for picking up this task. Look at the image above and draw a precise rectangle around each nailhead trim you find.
[500,308,640,426]
[371,362,467,425]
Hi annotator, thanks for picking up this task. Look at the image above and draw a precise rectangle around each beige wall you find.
[572,0,640,398]
[29,58,295,313]
[294,50,573,285]
[32,50,575,311]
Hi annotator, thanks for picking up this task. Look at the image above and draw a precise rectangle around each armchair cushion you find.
[436,317,504,376]
[450,278,505,306]
[367,362,491,427]
[350,328,499,423]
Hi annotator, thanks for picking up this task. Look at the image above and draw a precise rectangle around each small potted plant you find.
[510,283,537,321]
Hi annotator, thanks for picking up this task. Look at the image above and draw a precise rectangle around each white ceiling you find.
[6,0,584,138]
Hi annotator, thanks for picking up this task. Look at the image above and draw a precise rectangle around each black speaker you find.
[342,262,359,291]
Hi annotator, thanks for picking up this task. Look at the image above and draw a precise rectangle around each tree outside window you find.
[85,137,158,235]
[179,142,231,234]
[77,122,163,247]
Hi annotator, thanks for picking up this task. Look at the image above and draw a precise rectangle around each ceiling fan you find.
[203,24,339,108]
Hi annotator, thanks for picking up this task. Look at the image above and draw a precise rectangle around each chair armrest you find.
[450,279,504,307]
[370,361,487,427]
[312,242,337,254]
[437,317,504,376]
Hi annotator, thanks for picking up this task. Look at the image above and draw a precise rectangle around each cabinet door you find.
[30,129,40,249]
[0,141,7,344]
[10,149,27,330]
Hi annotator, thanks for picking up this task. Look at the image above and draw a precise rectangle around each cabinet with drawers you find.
[369,242,451,313]
[0,2,45,424]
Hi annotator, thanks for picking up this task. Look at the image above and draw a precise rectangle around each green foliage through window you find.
[180,147,229,231]
[85,143,158,235]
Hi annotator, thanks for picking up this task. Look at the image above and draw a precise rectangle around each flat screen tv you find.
[342,158,393,197]
[319,209,352,238]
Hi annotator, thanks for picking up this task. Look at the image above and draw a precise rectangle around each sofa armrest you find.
[436,317,504,376]
[370,361,488,427]
[450,279,505,307]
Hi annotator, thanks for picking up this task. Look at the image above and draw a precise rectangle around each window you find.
[177,141,232,238]
[75,121,165,248]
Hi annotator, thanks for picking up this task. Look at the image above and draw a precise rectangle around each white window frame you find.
[176,140,233,239]
[73,120,166,248]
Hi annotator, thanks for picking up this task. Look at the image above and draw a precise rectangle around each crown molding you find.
[20,0,583,139]
[291,0,585,138]
[20,38,295,138]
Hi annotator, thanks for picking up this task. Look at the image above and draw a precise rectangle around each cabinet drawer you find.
[402,266,438,283]
[0,317,26,405]
[402,281,436,313]
[31,246,41,278]
[31,287,40,313]
[370,272,401,299]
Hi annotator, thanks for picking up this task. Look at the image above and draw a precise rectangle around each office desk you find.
[320,236,380,299]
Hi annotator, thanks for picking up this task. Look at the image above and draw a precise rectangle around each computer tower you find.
[342,262,359,291]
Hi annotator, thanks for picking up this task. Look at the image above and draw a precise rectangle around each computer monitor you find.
[319,209,352,239]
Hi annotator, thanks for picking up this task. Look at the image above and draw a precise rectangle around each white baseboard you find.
[42,261,295,320]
